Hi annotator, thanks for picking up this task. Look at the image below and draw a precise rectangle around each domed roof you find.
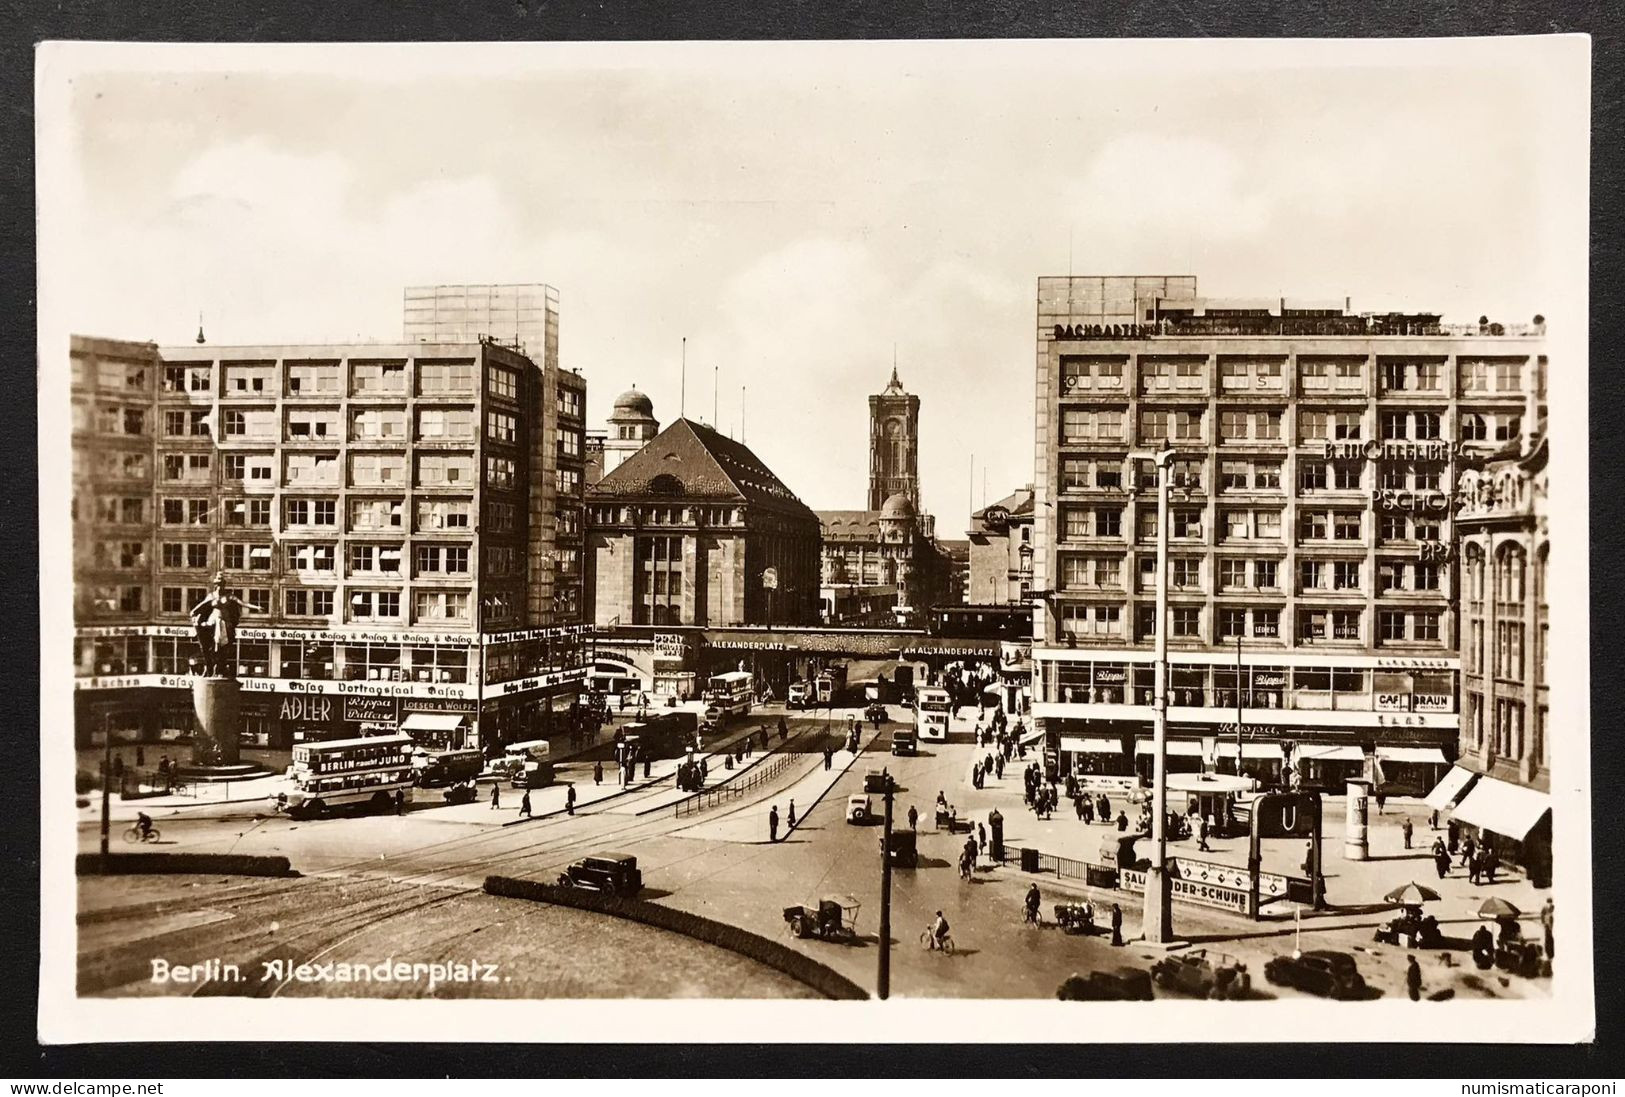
[612,388,655,418]
[880,492,915,519]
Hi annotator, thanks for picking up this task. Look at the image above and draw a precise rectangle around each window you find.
[286,362,341,395]
[414,453,474,487]
[486,456,516,489]
[417,361,474,394]
[352,408,406,440]
[161,364,211,393]
[1172,607,1200,638]
[1219,608,1247,639]
[1299,410,1328,442]
[224,363,274,394]
[1254,559,1279,589]
[558,428,580,457]
[557,387,584,418]
[1220,461,1249,491]
[1298,610,1326,640]
[416,544,471,575]
[352,360,406,395]
[285,498,337,527]
[1459,413,1487,442]
[487,410,518,443]
[1254,463,1281,489]
[1171,558,1201,590]
[162,408,210,437]
[415,590,471,622]
[1494,359,1523,393]
[286,453,338,485]
[1300,559,1324,591]
[1415,562,1440,591]
[1334,512,1362,540]
[487,367,519,400]
[1333,560,1360,590]
[1299,361,1330,391]
[160,542,208,569]
[1332,610,1360,640]
[1060,458,1089,492]
[1093,507,1121,538]
[1381,411,1407,441]
[485,501,516,533]
[1171,509,1202,539]
[349,590,401,620]
[1138,409,1169,442]
[1254,511,1281,540]
[1334,360,1363,391]
[225,498,270,528]
[286,408,339,440]
[1494,415,1522,443]
[349,544,403,576]
[286,543,336,573]
[417,408,474,440]
[1415,612,1440,641]
[1459,360,1490,394]
[162,453,212,483]
[351,453,406,486]
[1332,463,1361,490]
[1171,459,1203,491]
[1332,412,1362,440]
[1299,463,1327,491]
[417,499,472,531]
[1219,559,1249,589]
[1415,412,1441,440]
[285,589,335,617]
[557,467,581,496]
[1223,510,1251,541]
[1253,609,1280,637]
[1300,512,1328,540]
[351,498,404,531]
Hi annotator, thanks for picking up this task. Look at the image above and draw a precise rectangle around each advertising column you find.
[1344,777,1371,861]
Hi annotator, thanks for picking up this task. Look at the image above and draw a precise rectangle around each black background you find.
[2,0,1618,1079]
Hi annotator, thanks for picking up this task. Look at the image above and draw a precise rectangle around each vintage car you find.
[1056,968,1155,1001]
[555,852,643,898]
[1053,902,1098,936]
[1151,948,1252,999]
[883,828,918,868]
[1264,950,1367,1000]
[846,794,872,824]
[786,681,812,709]
[784,895,860,942]
[890,731,917,756]
[863,702,889,725]
[863,769,895,794]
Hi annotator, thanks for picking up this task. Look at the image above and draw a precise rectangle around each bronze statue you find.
[189,574,244,678]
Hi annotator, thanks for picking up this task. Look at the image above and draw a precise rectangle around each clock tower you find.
[867,364,921,512]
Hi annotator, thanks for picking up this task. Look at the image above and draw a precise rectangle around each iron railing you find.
[673,751,798,819]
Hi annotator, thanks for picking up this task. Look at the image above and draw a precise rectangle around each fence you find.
[673,752,798,819]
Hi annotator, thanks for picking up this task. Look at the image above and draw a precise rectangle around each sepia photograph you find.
[34,35,1592,1044]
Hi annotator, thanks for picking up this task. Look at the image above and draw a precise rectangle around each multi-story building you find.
[1031,275,1547,793]
[585,417,822,631]
[404,283,559,362]
[1444,411,1550,884]
[868,365,922,513]
[967,485,1035,605]
[70,334,589,754]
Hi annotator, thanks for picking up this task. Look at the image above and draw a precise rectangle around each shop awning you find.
[1450,775,1551,840]
[1136,740,1205,757]
[1297,744,1365,762]
[401,713,469,733]
[1377,746,1448,765]
[1424,765,1479,811]
[1020,727,1045,746]
[1060,737,1124,755]
[1217,742,1282,760]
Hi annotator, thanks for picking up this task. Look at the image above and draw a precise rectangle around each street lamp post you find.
[1142,442,1177,945]
[1235,631,1245,778]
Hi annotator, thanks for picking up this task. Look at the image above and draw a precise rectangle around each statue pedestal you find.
[191,675,242,767]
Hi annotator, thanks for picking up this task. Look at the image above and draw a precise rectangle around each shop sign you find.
[401,697,477,714]
[1375,693,1410,712]
[278,695,335,723]
[1375,712,1439,728]
[74,674,151,691]
[1413,694,1452,712]
[487,667,590,696]
[76,624,195,639]
[1323,439,1459,463]
[343,696,398,724]
[1073,774,1138,795]
[1119,868,1250,914]
[903,646,998,659]
[236,677,476,700]
[1094,667,1127,684]
[1417,541,1453,563]
[710,640,788,651]
[1375,657,1454,670]
[653,632,687,658]
[1371,488,1453,514]
[1253,673,1286,688]
[236,627,477,648]
[1216,722,1269,736]
[485,625,592,645]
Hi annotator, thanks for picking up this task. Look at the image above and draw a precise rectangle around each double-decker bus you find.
[503,739,556,789]
[914,686,952,742]
[703,671,754,719]
[273,734,415,818]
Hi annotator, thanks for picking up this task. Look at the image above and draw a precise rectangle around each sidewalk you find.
[75,771,294,823]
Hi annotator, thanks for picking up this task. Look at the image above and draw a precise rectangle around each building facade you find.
[1447,417,1550,884]
[868,365,922,513]
[967,486,1035,605]
[404,283,559,363]
[599,388,660,481]
[585,417,821,639]
[1031,275,1547,792]
[70,334,589,754]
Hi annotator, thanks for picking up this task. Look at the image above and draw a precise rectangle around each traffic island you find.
[77,852,298,877]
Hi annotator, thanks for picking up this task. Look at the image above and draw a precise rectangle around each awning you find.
[1424,765,1479,811]
[1020,727,1045,746]
[1060,736,1124,755]
[1297,744,1365,762]
[1217,742,1282,760]
[1136,740,1205,757]
[1451,775,1551,840]
[1377,746,1448,765]
[401,713,470,733]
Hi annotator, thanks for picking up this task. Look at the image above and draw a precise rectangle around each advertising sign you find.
[1118,868,1250,914]
[343,696,399,724]
[652,633,687,658]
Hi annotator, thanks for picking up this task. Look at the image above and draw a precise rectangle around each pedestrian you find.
[1302,839,1316,878]
[1116,811,1128,832]
[995,756,1004,780]
[1074,796,1085,822]
[1401,817,1414,850]
[565,783,576,816]
[1471,923,1495,970]
[1433,841,1450,880]
[1406,956,1422,1002]
[977,822,987,854]
[1196,814,1210,852]
[490,783,501,810]
[1098,793,1111,820]
[519,790,532,819]
[823,746,832,771]
[1483,850,1497,884]
[1082,797,1095,825]
[779,716,788,742]
[643,756,652,779]
[787,800,797,828]
[1460,834,1476,870]
[112,754,125,780]
[1375,790,1386,815]
[769,805,780,842]
[907,805,918,831]
[699,757,708,782]
[135,745,144,767]
[394,788,405,815]
[1429,808,1440,830]
[594,760,603,786]
[1109,904,1124,947]
[1541,898,1555,959]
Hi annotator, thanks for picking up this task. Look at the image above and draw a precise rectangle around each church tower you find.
[867,364,921,511]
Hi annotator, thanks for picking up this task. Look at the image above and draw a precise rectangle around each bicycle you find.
[1023,904,1042,927]
[958,855,974,882]
[122,824,161,844]
[920,928,956,955]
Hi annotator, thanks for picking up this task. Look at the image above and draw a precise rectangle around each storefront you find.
[1294,743,1366,792]
[1449,774,1552,888]
[1058,735,1134,777]
[1374,744,1451,797]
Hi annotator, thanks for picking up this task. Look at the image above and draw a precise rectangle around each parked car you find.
[846,794,872,824]
[556,852,643,898]
[1057,967,1155,1001]
[1264,950,1367,999]
[1151,948,1251,999]
[863,770,895,794]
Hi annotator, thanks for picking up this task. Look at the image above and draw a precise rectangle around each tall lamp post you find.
[1141,441,1177,945]
[1235,631,1245,777]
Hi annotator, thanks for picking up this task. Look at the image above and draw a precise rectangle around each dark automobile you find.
[883,828,918,868]
[1264,950,1367,999]
[1151,948,1251,999]
[890,731,917,756]
[863,702,888,725]
[1057,967,1155,1001]
[556,852,643,898]
[863,770,896,794]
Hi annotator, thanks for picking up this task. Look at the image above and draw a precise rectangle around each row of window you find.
[1057,555,1443,595]
[1056,505,1443,544]
[1055,603,1442,644]
[83,495,542,536]
[95,540,479,576]
[1464,618,1547,684]
[1057,355,1529,396]
[1464,693,1547,769]
[1058,456,1450,494]
[145,360,488,398]
[1058,407,1522,446]
[1041,658,1456,710]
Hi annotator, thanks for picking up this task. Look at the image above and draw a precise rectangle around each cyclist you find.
[136,812,154,841]
[930,910,950,950]
[1024,882,1042,925]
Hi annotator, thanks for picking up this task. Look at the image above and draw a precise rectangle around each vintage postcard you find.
[35,36,1592,1043]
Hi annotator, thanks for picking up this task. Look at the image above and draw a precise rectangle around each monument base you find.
[175,760,275,783]
[192,675,243,767]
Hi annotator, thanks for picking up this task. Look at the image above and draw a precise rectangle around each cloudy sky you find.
[42,40,1579,533]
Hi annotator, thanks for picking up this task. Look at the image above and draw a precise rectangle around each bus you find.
[703,671,754,718]
[914,686,952,742]
[273,734,416,818]
[503,739,556,789]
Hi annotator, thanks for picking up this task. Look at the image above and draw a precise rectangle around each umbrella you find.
[1384,882,1443,906]
[1477,897,1521,919]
